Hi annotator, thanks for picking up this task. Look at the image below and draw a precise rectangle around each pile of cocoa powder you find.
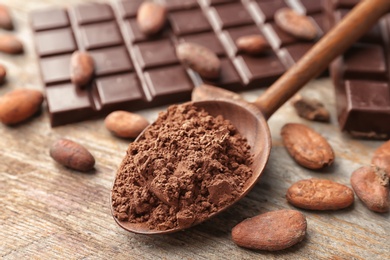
[111,103,253,230]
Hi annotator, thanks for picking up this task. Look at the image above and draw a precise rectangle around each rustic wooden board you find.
[0,0,389,259]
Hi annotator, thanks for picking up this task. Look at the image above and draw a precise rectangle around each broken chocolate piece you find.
[291,95,330,122]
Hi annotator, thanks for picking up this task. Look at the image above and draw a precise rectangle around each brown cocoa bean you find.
[287,178,354,210]
[0,5,13,30]
[351,166,389,213]
[291,95,330,122]
[0,35,23,54]
[372,140,390,178]
[232,209,307,251]
[50,138,95,172]
[176,42,220,79]
[0,89,43,125]
[281,123,334,169]
[191,84,244,102]
[137,2,166,35]
[274,8,318,40]
[236,35,269,55]
[70,51,94,88]
[104,110,149,138]
[0,64,6,83]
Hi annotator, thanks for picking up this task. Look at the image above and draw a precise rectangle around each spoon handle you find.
[253,0,390,119]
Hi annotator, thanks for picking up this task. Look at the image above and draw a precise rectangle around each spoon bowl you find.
[111,0,390,235]
[112,99,271,235]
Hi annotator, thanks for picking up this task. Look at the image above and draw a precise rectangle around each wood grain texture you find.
[0,0,389,259]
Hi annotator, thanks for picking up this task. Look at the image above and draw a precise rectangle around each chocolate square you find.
[93,73,147,111]
[212,3,254,29]
[45,83,95,126]
[117,0,143,18]
[30,8,70,31]
[40,54,71,85]
[133,39,179,70]
[89,46,133,76]
[79,22,123,50]
[34,28,76,57]
[162,0,199,11]
[255,0,289,22]
[144,66,194,104]
[74,3,114,25]
[180,32,225,57]
[169,9,212,35]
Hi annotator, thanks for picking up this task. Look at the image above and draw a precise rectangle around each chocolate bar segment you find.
[161,0,199,11]
[31,0,331,126]
[89,46,133,76]
[30,9,70,31]
[30,2,198,126]
[257,0,326,68]
[211,3,253,29]
[327,1,390,138]
[34,28,77,57]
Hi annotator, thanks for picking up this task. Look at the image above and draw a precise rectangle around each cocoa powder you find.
[112,103,253,230]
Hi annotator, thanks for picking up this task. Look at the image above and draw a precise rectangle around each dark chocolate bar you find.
[31,2,195,126]
[326,0,390,138]
[30,0,327,126]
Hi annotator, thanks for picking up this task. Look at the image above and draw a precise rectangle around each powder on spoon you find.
[111,103,253,230]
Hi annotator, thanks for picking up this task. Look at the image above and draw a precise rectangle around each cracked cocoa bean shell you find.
[291,95,330,122]
[372,140,390,178]
[351,166,389,213]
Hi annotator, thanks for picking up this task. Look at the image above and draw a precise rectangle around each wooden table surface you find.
[1,0,389,259]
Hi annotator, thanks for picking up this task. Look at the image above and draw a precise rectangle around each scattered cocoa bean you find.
[0,5,13,30]
[232,209,307,251]
[281,123,334,169]
[287,178,354,210]
[70,51,95,88]
[50,138,95,172]
[236,35,269,55]
[274,8,318,40]
[0,35,23,54]
[291,94,330,122]
[104,110,149,138]
[176,42,220,79]
[351,166,389,213]
[0,64,6,84]
[372,140,390,178]
[137,2,167,35]
[0,89,43,125]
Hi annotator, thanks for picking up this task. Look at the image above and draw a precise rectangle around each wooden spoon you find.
[111,0,390,235]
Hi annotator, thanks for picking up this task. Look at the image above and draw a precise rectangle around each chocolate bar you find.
[31,2,196,126]
[30,0,327,126]
[326,0,390,139]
